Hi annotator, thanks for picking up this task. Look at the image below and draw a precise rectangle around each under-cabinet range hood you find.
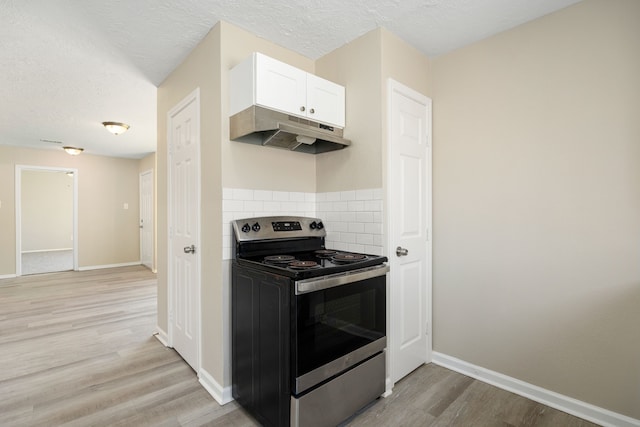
[229,106,351,154]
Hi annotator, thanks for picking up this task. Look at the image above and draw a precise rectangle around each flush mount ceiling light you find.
[63,146,84,155]
[102,121,130,135]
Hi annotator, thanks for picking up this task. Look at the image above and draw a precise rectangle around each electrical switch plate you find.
[124,203,129,210]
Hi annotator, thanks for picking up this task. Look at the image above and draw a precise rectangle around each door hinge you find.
[426,228,430,241]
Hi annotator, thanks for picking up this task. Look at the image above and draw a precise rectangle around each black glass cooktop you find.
[235,249,387,280]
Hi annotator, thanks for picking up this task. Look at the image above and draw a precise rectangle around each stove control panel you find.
[272,221,302,232]
[232,216,326,242]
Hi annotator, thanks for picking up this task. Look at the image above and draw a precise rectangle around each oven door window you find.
[295,274,385,378]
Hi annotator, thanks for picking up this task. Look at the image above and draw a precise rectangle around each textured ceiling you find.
[0,0,582,159]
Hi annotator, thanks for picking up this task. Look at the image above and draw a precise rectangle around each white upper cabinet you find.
[305,74,345,128]
[230,52,346,128]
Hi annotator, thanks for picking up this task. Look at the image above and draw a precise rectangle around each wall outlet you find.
[123,202,129,210]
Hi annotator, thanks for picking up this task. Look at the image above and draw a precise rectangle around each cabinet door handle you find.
[300,106,306,112]
[309,108,315,114]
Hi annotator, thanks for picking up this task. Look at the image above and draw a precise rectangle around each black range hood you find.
[229,106,351,154]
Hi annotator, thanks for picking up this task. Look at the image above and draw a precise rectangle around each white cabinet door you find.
[255,53,307,118]
[230,52,346,128]
[306,74,345,127]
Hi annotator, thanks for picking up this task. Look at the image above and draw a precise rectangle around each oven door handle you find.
[295,264,390,295]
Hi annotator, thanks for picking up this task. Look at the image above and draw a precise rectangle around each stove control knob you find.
[252,222,261,232]
[310,221,317,230]
[241,223,250,233]
[317,221,324,230]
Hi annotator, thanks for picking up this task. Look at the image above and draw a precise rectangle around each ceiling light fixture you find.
[102,121,130,135]
[63,146,84,155]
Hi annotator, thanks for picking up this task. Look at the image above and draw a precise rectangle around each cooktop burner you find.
[332,253,367,263]
[264,255,296,264]
[288,260,320,269]
[314,249,338,258]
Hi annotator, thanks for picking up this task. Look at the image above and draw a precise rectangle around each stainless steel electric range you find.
[231,216,389,427]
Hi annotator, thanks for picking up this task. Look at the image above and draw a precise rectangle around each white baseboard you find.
[432,352,640,427]
[151,328,233,406]
[77,261,141,271]
[0,274,17,280]
[199,368,233,405]
[153,327,169,347]
[22,248,73,253]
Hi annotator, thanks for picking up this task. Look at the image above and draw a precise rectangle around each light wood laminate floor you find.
[0,266,599,427]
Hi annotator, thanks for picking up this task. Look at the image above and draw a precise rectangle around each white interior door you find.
[387,79,432,385]
[139,169,153,270]
[168,89,201,372]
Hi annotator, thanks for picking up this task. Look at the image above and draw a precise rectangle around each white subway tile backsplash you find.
[341,212,356,222]
[356,189,373,200]
[244,201,264,212]
[233,188,253,200]
[326,192,340,202]
[223,200,244,211]
[348,222,365,233]
[332,222,349,232]
[356,212,374,223]
[290,192,305,202]
[365,245,383,256]
[348,201,364,212]
[222,187,383,259]
[341,233,356,244]
[280,201,297,212]
[334,242,349,251]
[340,190,356,201]
[263,201,281,212]
[253,190,273,201]
[365,200,382,212]
[273,191,290,201]
[356,233,373,245]
[333,201,348,212]
[365,222,383,235]
[348,243,365,253]
[325,212,340,222]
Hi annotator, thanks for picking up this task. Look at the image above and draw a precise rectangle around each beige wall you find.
[21,170,73,251]
[0,145,141,275]
[157,21,317,387]
[315,29,383,192]
[156,23,221,382]
[315,28,430,193]
[431,0,640,419]
[221,22,316,191]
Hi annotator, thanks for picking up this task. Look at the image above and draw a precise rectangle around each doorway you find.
[15,165,78,276]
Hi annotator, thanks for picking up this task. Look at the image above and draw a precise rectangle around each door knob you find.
[396,246,408,257]
[184,245,196,254]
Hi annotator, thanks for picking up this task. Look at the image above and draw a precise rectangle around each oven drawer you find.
[290,351,385,427]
